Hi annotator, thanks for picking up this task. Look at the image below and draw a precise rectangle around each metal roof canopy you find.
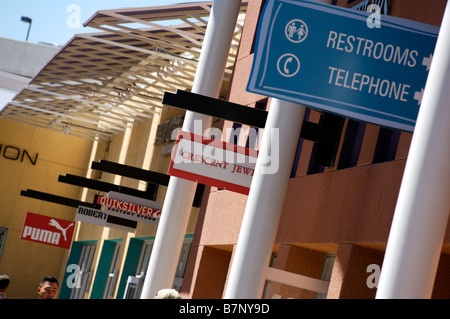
[0,1,247,140]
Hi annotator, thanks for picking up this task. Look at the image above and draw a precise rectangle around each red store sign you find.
[20,212,75,249]
[168,131,258,195]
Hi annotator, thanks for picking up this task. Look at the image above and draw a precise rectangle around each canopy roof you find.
[1,1,247,140]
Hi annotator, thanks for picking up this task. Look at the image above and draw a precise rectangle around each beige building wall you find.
[0,119,93,299]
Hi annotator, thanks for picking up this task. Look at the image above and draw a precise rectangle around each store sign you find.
[76,206,108,227]
[247,0,439,132]
[168,131,258,195]
[155,114,184,145]
[21,212,75,249]
[107,191,162,211]
[0,143,38,165]
[97,195,161,225]
[76,206,137,233]
[76,194,162,232]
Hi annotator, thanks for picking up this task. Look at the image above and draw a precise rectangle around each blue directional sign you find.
[247,0,440,132]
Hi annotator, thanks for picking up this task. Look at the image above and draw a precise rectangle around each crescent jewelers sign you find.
[168,131,258,195]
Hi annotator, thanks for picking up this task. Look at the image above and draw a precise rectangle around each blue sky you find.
[0,0,208,46]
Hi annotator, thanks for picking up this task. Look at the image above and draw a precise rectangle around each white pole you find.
[140,0,242,299]
[376,2,450,299]
[224,98,306,298]
[224,0,332,300]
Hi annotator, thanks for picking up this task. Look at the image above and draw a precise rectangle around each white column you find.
[224,99,306,298]
[224,0,332,300]
[140,0,242,299]
[376,2,450,299]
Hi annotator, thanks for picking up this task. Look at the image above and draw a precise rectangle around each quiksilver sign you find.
[95,196,160,227]
[97,196,161,218]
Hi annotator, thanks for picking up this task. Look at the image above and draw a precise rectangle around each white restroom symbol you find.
[277,54,300,77]
[285,19,308,43]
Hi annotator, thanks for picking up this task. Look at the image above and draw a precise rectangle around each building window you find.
[70,243,97,299]
[123,240,154,299]
[337,119,366,169]
[0,227,7,260]
[229,122,243,145]
[246,98,268,150]
[372,127,401,164]
[250,0,268,54]
[307,111,326,175]
[290,109,310,177]
[317,253,336,299]
[261,253,277,298]
[123,235,193,299]
[102,242,121,299]
[307,143,325,175]
[136,240,154,278]
[155,114,184,146]
[173,235,193,292]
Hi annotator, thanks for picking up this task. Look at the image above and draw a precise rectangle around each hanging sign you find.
[168,131,258,195]
[97,195,160,225]
[76,206,138,233]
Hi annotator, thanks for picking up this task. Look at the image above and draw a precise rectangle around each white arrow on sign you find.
[422,53,433,71]
[414,88,424,106]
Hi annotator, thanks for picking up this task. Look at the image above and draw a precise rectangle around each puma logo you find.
[49,219,74,241]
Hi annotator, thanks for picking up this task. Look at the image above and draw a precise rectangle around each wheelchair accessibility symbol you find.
[277,53,300,77]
